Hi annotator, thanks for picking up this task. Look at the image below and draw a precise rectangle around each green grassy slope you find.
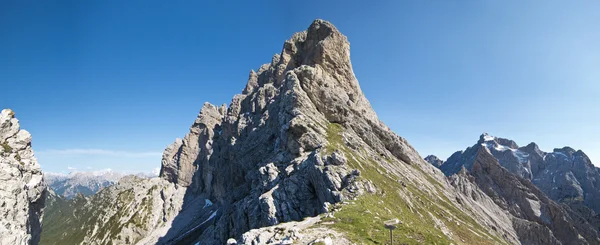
[319,123,508,245]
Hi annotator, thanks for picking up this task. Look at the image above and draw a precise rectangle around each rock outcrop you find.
[236,216,351,245]
[0,109,47,245]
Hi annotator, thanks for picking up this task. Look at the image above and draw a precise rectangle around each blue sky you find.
[1,1,598,173]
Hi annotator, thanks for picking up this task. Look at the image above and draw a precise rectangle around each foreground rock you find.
[0,109,47,244]
[236,216,351,245]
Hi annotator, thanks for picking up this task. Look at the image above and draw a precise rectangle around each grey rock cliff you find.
[448,167,520,244]
[0,109,47,245]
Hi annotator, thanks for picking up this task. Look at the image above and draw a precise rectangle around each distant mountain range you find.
[427,133,600,244]
[45,169,159,199]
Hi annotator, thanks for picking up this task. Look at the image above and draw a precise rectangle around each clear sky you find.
[1,1,598,173]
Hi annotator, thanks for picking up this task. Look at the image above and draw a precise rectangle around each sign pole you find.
[384,219,401,245]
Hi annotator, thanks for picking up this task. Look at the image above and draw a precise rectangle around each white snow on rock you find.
[203,199,213,208]
[514,150,530,164]
[482,133,495,142]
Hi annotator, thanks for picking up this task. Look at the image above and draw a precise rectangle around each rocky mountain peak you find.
[424,155,444,167]
[522,142,541,153]
[157,20,431,243]
[478,133,519,149]
[0,109,47,244]
[435,132,600,244]
[552,146,577,158]
[160,19,392,191]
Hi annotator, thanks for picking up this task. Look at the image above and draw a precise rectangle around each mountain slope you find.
[0,109,47,244]
[40,176,192,245]
[435,133,600,244]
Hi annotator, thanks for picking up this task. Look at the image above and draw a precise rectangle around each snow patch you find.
[177,211,218,242]
[203,211,217,225]
[483,134,495,142]
[494,144,511,151]
[482,140,514,152]
[203,199,213,208]
[552,152,573,160]
[514,150,530,163]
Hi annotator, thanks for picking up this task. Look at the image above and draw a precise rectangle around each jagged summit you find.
[478,133,519,149]
[424,154,444,167]
[435,133,600,244]
[0,109,47,244]
[159,19,417,195]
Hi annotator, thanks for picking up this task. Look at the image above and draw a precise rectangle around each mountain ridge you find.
[46,169,158,199]
[430,133,600,244]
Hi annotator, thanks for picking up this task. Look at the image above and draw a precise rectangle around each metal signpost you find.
[384,219,401,245]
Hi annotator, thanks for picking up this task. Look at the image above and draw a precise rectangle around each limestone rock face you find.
[236,216,351,245]
[160,102,226,188]
[448,168,520,245]
[0,109,47,245]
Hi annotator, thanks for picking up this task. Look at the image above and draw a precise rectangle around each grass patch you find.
[324,123,343,154]
[40,185,161,245]
[1,142,11,153]
[320,123,507,245]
